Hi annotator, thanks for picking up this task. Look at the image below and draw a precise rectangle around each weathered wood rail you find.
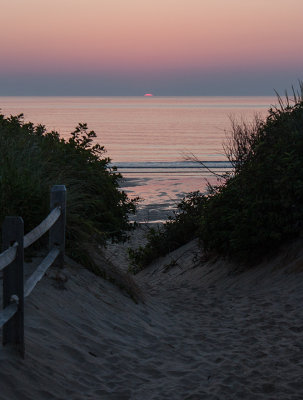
[0,185,66,358]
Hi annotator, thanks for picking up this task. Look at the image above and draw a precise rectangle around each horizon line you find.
[0,94,277,97]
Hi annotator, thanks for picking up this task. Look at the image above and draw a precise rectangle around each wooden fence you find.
[0,185,66,358]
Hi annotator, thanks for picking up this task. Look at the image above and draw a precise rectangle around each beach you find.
[1,228,303,399]
[1,0,303,396]
[0,93,301,399]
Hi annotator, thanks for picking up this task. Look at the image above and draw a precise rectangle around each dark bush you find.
[128,191,206,273]
[0,114,137,270]
[129,86,303,270]
[201,94,303,262]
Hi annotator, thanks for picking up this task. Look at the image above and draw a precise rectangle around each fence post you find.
[2,217,24,358]
[49,185,66,268]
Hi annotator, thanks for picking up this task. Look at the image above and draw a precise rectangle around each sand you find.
[1,230,303,399]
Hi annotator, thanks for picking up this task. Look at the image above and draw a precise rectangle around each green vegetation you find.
[128,191,206,273]
[0,113,137,271]
[129,86,303,271]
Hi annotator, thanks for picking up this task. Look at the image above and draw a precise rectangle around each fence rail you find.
[24,247,60,298]
[0,185,66,358]
[0,302,18,328]
[0,243,18,272]
[23,206,61,249]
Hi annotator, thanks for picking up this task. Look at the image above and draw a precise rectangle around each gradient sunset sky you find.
[1,0,303,95]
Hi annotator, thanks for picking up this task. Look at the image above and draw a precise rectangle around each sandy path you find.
[1,236,303,399]
[135,240,303,399]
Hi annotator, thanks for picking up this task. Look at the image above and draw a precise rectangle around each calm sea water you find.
[0,96,276,221]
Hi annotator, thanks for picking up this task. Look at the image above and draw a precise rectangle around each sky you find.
[0,0,303,96]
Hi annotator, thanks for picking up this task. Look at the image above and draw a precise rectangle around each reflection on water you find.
[0,96,275,221]
[0,96,275,164]
[119,167,230,223]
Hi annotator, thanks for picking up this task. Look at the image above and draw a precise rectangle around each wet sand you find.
[120,175,209,223]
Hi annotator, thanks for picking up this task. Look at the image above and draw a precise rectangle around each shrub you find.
[128,191,206,273]
[0,113,137,270]
[201,92,303,262]
[128,84,303,269]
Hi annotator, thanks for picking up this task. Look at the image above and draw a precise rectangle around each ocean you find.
[0,96,276,221]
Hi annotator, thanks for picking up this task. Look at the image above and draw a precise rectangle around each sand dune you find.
[1,232,303,399]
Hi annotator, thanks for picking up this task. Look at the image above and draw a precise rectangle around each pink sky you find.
[1,0,303,95]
